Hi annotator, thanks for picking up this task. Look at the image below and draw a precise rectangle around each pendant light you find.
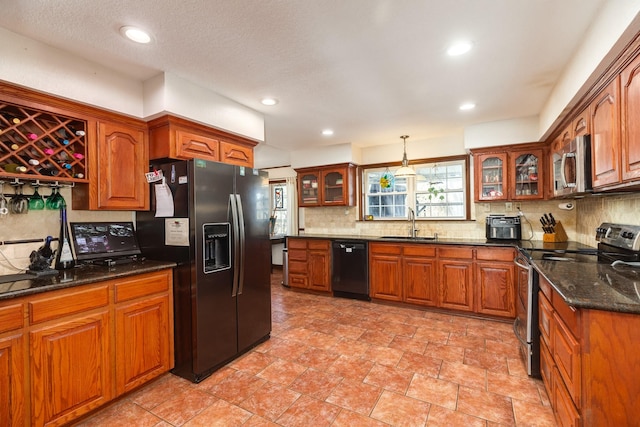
[394,135,416,177]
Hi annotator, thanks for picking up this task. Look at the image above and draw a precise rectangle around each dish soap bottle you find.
[55,203,75,270]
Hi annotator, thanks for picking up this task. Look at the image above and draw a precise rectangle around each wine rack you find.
[0,101,88,182]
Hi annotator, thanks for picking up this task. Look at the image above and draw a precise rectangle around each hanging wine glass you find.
[0,182,8,218]
[29,184,46,210]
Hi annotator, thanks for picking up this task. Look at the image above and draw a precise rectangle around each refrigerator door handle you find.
[230,194,240,297]
[236,194,246,295]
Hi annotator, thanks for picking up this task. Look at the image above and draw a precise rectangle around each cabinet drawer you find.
[538,274,552,300]
[438,246,474,259]
[308,240,330,250]
[553,312,581,407]
[369,243,402,255]
[476,247,514,262]
[289,274,308,288]
[539,291,553,347]
[0,302,24,333]
[289,260,308,274]
[553,367,581,427]
[114,270,171,303]
[287,239,307,250]
[539,338,554,403]
[403,245,436,257]
[288,249,307,262]
[552,289,579,334]
[176,129,219,161]
[29,284,109,324]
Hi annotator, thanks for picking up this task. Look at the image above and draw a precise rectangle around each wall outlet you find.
[505,202,513,212]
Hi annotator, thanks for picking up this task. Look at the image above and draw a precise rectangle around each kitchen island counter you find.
[0,259,176,300]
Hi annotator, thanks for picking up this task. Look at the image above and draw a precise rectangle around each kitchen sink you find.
[379,236,437,241]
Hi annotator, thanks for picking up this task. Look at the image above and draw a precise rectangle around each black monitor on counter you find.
[69,222,141,264]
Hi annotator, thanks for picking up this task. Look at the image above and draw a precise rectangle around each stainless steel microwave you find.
[553,134,592,197]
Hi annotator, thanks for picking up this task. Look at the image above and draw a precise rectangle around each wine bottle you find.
[68,125,86,137]
[19,155,39,166]
[38,236,54,259]
[54,205,75,270]
[37,167,59,176]
[73,172,85,179]
[72,152,84,160]
[27,132,38,140]
[0,112,20,124]
[3,163,27,173]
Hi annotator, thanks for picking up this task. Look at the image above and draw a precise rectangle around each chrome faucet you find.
[407,207,418,238]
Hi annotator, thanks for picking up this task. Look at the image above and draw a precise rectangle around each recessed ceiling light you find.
[120,26,152,44]
[261,98,278,106]
[322,129,334,136]
[459,102,476,111]
[447,41,473,56]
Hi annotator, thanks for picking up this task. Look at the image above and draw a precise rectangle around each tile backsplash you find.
[0,186,132,275]
[302,193,640,247]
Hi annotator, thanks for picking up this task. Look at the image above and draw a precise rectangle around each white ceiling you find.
[0,0,608,153]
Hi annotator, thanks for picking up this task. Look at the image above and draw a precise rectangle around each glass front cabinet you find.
[473,144,545,201]
[296,163,356,207]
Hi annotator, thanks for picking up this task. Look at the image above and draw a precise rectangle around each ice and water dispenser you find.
[203,223,231,273]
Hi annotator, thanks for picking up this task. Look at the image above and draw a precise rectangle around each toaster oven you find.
[486,215,522,240]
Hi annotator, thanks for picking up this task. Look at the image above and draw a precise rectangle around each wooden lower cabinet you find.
[475,247,516,317]
[438,247,474,312]
[403,254,437,306]
[0,269,173,427]
[30,310,111,427]
[287,238,331,292]
[0,333,25,427]
[369,244,403,301]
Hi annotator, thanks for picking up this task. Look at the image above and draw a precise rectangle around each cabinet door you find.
[298,171,321,207]
[30,311,111,427]
[510,149,543,200]
[308,250,330,292]
[115,295,171,395]
[0,334,25,427]
[475,262,516,317]
[220,141,254,167]
[370,254,402,301]
[620,54,640,182]
[322,168,347,205]
[476,153,507,201]
[591,78,621,188]
[553,313,581,407]
[175,129,219,161]
[403,256,437,306]
[438,260,474,311]
[553,367,581,427]
[94,121,149,210]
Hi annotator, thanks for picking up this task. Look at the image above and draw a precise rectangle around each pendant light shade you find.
[394,135,416,177]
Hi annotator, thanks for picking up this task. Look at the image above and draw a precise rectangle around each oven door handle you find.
[514,256,530,270]
[513,318,528,347]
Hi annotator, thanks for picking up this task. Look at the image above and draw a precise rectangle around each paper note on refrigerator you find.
[154,182,174,217]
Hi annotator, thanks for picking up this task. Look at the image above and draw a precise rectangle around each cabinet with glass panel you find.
[296,163,356,207]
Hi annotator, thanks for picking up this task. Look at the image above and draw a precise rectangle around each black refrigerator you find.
[136,159,271,383]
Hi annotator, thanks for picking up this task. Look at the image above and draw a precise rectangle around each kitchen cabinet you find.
[620,53,640,182]
[29,284,112,427]
[73,119,149,210]
[472,144,545,201]
[438,246,474,312]
[0,302,25,427]
[114,271,173,395]
[296,163,356,207]
[538,273,640,426]
[475,247,516,317]
[287,238,331,292]
[0,268,173,427]
[590,78,621,189]
[147,114,256,167]
[403,245,438,306]
[369,243,403,302]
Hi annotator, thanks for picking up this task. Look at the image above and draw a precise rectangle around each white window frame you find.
[362,156,469,220]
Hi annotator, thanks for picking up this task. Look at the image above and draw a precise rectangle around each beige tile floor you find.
[76,271,556,426]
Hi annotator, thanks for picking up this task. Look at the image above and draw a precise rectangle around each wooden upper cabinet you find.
[296,163,356,207]
[572,109,590,137]
[73,119,149,210]
[148,114,257,168]
[509,148,544,200]
[591,78,621,188]
[620,53,640,182]
[475,152,507,201]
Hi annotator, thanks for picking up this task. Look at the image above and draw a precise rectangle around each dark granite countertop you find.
[0,260,176,301]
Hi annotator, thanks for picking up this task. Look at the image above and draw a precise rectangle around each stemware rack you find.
[0,101,88,182]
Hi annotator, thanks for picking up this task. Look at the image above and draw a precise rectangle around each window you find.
[269,182,288,235]
[363,156,468,220]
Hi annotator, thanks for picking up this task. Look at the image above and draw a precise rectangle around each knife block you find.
[542,221,568,242]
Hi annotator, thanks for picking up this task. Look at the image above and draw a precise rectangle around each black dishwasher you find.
[331,240,369,301]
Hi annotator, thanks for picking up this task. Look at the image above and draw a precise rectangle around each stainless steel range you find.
[514,222,640,378]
